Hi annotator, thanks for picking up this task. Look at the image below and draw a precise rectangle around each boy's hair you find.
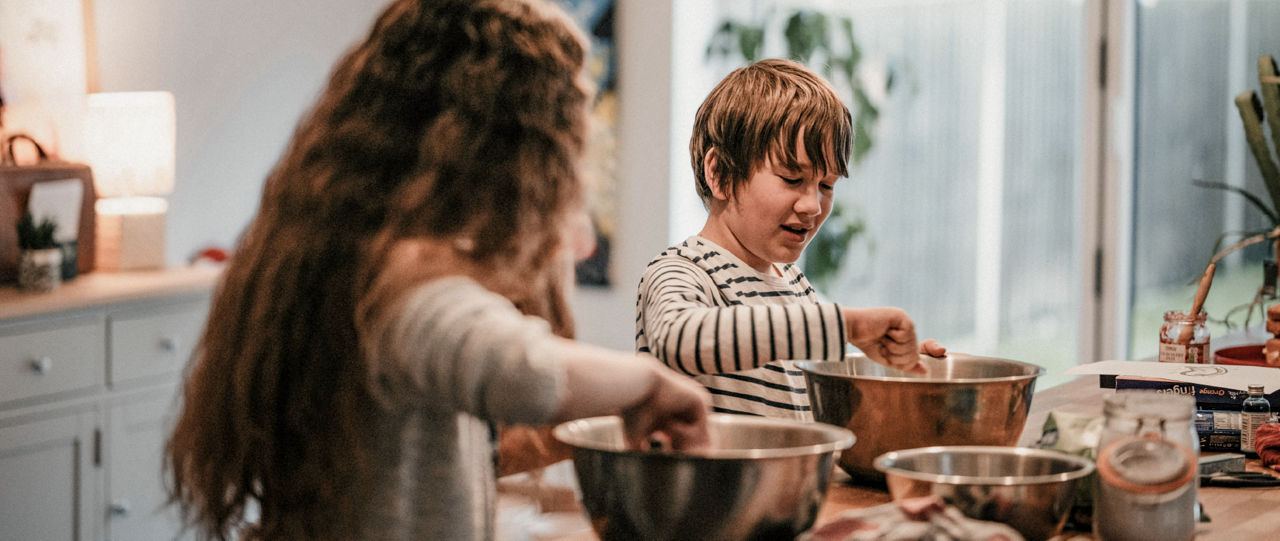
[165,0,589,539]
[690,59,853,208]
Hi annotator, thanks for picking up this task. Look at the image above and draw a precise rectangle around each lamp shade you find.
[83,91,176,198]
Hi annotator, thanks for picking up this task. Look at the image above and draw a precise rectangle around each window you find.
[1128,0,1280,360]
[672,0,1280,387]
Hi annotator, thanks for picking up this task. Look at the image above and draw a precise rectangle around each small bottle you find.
[1158,310,1210,363]
[1241,384,1272,456]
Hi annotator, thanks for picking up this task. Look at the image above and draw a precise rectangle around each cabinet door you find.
[0,411,98,541]
[105,390,191,541]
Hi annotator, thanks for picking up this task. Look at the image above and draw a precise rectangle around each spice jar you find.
[1093,391,1198,541]
[1158,310,1210,363]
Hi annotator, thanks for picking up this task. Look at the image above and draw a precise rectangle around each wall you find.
[89,0,676,349]
[571,0,675,349]
[91,0,387,266]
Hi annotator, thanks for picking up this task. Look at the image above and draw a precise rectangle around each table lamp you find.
[83,91,175,270]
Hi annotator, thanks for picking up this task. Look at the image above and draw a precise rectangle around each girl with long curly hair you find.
[164,1,710,539]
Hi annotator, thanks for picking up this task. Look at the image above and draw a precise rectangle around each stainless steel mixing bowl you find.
[553,413,854,541]
[798,353,1044,483]
[874,445,1095,541]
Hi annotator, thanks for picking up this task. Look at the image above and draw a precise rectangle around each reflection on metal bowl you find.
[798,353,1044,483]
[874,445,1095,541]
[553,413,854,541]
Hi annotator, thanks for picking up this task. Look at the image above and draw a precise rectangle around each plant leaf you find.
[1235,91,1280,214]
[1193,179,1280,224]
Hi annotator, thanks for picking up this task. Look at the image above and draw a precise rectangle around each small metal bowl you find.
[874,445,1095,541]
[554,413,854,541]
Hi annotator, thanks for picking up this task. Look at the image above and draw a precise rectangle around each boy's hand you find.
[920,339,947,357]
[843,307,925,373]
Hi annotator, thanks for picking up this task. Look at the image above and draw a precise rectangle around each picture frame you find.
[559,0,617,287]
[0,0,98,161]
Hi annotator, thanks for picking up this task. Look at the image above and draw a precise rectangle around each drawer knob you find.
[109,499,131,517]
[159,337,178,353]
[30,357,53,375]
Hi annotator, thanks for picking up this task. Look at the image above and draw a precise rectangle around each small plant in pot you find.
[1191,54,1280,365]
[15,212,61,292]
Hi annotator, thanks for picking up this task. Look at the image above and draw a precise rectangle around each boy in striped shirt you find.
[635,59,942,420]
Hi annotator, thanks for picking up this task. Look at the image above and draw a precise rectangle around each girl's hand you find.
[843,307,925,374]
[621,361,713,452]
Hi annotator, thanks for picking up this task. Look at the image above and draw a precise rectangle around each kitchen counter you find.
[816,375,1280,540]
[515,375,1280,540]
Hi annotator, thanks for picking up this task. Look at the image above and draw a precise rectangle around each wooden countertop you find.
[816,375,1280,540]
[0,265,222,320]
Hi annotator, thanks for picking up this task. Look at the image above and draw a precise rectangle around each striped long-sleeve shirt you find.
[635,236,846,420]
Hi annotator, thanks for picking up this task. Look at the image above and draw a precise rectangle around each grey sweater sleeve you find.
[370,276,567,425]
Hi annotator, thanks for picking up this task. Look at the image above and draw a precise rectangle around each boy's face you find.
[702,144,838,274]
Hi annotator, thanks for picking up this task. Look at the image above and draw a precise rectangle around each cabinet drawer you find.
[0,317,106,404]
[108,301,208,384]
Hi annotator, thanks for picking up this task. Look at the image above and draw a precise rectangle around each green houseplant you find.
[1190,55,1280,328]
[15,212,61,291]
[705,7,889,291]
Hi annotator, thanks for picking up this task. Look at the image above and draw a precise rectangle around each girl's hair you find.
[165,0,588,538]
[689,58,853,208]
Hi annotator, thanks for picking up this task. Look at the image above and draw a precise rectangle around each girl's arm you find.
[549,338,710,450]
[369,276,710,451]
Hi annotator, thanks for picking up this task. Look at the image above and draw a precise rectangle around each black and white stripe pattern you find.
[635,236,846,420]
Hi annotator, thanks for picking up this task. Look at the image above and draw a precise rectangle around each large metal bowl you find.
[553,413,854,541]
[798,353,1044,483]
[874,445,1095,541]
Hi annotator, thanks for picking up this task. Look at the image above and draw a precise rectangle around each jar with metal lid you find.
[1093,391,1198,541]
[1158,310,1210,363]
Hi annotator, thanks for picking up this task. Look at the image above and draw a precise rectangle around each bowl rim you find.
[796,353,1046,384]
[553,413,855,459]
[872,445,1096,485]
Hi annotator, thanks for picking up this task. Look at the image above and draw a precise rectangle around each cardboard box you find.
[1195,409,1242,452]
[1113,376,1280,407]
[1071,360,1280,401]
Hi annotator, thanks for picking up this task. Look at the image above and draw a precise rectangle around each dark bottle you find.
[1241,384,1272,456]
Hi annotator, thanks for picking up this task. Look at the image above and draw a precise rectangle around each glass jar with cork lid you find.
[1158,310,1210,364]
[1159,263,1216,364]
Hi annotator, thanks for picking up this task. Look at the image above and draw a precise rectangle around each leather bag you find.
[0,134,97,282]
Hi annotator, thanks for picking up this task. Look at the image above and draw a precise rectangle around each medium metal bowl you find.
[553,413,854,541]
[798,353,1044,483]
[874,445,1095,541]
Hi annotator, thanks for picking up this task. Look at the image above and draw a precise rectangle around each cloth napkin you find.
[1256,422,1280,470]
[799,496,1024,541]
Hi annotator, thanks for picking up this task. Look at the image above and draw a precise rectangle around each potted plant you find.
[1188,55,1280,365]
[15,212,61,291]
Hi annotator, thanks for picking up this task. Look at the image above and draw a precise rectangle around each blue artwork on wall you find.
[559,0,616,287]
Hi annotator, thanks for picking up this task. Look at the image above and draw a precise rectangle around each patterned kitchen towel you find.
[1256,422,1280,470]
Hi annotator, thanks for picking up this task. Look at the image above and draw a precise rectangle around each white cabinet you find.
[0,268,218,541]
[104,390,191,541]
[0,411,98,541]
[0,315,105,406]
